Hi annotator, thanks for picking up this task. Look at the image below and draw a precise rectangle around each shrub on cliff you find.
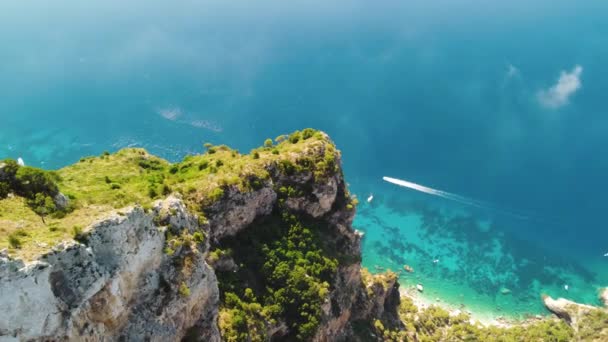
[27,193,56,220]
[301,128,316,140]
[378,296,575,342]
[0,161,63,219]
[14,166,59,199]
[8,233,22,249]
[288,131,301,144]
[216,209,338,341]
[0,181,9,199]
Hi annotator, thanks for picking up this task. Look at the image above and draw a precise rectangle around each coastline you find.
[398,286,548,328]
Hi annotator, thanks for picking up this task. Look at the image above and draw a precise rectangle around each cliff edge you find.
[1,129,606,341]
[0,129,392,341]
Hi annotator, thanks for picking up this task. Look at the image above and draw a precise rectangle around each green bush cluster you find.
[278,186,302,198]
[207,248,232,264]
[219,292,268,342]
[216,210,338,341]
[0,159,68,220]
[363,296,575,342]
[577,309,608,340]
[192,231,205,244]
[8,229,28,249]
[179,282,191,297]
[145,172,167,199]
[287,128,317,145]
[275,135,288,143]
[208,187,225,203]
[138,158,164,170]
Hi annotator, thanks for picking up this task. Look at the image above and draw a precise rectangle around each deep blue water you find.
[2,0,608,316]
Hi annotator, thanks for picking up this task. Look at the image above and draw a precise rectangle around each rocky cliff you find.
[0,197,220,341]
[2,129,605,342]
[0,129,397,341]
[542,291,608,339]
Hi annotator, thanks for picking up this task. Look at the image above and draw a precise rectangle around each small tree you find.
[28,193,56,223]
[264,139,273,148]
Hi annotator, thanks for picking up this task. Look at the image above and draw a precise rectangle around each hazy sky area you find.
[1,0,608,252]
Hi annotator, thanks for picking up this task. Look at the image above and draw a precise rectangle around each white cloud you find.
[538,65,583,109]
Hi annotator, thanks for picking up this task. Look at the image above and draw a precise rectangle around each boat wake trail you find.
[382,176,531,221]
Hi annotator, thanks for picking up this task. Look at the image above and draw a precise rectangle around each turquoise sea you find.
[2,0,608,319]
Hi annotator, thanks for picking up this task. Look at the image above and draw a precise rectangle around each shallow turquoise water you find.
[353,185,607,319]
[2,0,608,319]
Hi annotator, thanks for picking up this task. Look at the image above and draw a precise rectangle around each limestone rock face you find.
[357,274,402,328]
[0,198,220,342]
[284,176,338,218]
[0,135,394,342]
[543,295,600,326]
[53,192,70,210]
[205,186,277,240]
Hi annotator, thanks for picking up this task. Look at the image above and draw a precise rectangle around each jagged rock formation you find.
[0,131,398,342]
[1,130,605,341]
[543,291,608,339]
[543,296,597,325]
[0,197,220,341]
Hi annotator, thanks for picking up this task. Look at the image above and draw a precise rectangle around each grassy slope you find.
[0,130,338,261]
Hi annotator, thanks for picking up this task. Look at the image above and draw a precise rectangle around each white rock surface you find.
[0,197,219,341]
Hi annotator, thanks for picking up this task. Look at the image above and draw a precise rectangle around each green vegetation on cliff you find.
[2,129,605,341]
[354,293,574,342]
[0,129,338,260]
[215,208,339,341]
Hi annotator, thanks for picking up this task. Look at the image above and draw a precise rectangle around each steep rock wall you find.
[0,197,219,342]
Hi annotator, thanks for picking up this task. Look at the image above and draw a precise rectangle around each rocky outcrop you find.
[53,192,70,210]
[0,197,219,342]
[543,293,608,330]
[284,176,338,218]
[205,185,276,240]
[314,263,362,341]
[0,132,403,342]
[601,288,608,307]
[356,273,402,328]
